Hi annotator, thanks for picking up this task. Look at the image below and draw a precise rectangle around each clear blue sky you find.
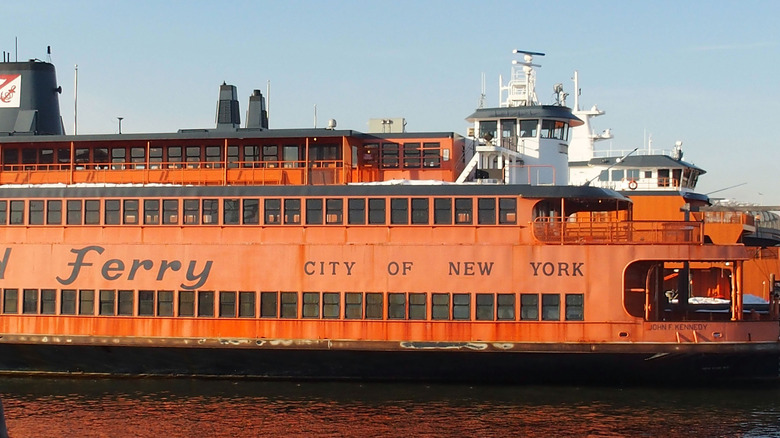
[5,0,779,204]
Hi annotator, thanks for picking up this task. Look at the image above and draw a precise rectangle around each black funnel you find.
[0,60,64,135]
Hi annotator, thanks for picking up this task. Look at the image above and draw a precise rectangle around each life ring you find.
[628,180,638,190]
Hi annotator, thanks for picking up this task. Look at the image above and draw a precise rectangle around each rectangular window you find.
[202,199,218,224]
[85,200,101,225]
[183,199,199,225]
[422,143,441,168]
[326,198,343,224]
[262,145,277,165]
[323,292,340,319]
[388,293,406,319]
[123,199,139,224]
[138,290,155,316]
[198,291,215,317]
[111,147,126,168]
[144,199,160,225]
[67,200,82,225]
[381,142,399,168]
[520,294,539,320]
[29,200,44,225]
[565,293,584,321]
[283,145,299,167]
[519,119,538,137]
[163,199,179,225]
[478,198,496,225]
[280,292,297,318]
[497,293,515,320]
[158,291,174,316]
[542,294,560,321]
[0,201,6,225]
[41,289,56,314]
[455,198,472,224]
[219,291,237,317]
[168,146,182,167]
[224,199,240,225]
[260,292,278,318]
[476,293,494,320]
[345,292,362,319]
[302,292,320,318]
[118,290,134,316]
[265,199,281,225]
[390,198,408,224]
[79,289,95,315]
[434,198,452,224]
[284,199,301,224]
[365,293,383,319]
[99,289,115,316]
[244,145,260,167]
[22,289,38,314]
[243,199,259,224]
[368,198,386,224]
[306,198,323,225]
[453,293,470,320]
[205,145,221,167]
[227,145,239,168]
[403,142,421,168]
[348,198,365,224]
[411,198,429,224]
[9,200,23,224]
[131,147,146,166]
[178,291,195,316]
[149,146,163,168]
[61,289,76,315]
[408,293,426,320]
[186,146,201,166]
[104,200,120,225]
[499,198,517,224]
[432,293,450,320]
[238,291,255,317]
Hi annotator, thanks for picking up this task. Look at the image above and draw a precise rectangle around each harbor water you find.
[1,377,780,437]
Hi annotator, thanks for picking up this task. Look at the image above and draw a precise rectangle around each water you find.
[2,377,780,437]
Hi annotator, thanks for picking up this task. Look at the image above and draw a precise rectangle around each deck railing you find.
[532,217,703,244]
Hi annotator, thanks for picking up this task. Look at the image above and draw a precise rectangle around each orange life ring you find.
[628,180,638,190]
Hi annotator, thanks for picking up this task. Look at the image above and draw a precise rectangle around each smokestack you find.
[245,89,268,129]
[215,82,240,130]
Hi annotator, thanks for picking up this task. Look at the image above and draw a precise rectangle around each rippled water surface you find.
[2,377,780,437]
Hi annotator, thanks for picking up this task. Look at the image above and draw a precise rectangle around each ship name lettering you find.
[303,261,355,276]
[448,261,494,276]
[0,248,11,279]
[648,323,708,331]
[529,262,584,277]
[387,261,413,276]
[56,245,213,290]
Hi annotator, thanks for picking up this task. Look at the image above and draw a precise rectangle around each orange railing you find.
[532,217,703,244]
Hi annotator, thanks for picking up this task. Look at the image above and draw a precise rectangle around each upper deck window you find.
[540,120,568,141]
[422,143,441,168]
[519,119,538,138]
[403,143,421,168]
[381,143,399,168]
[479,120,497,143]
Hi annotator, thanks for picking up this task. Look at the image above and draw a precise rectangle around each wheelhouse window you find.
[380,143,399,168]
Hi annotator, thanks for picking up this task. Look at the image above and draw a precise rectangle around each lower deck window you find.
[432,293,450,320]
[476,293,494,320]
[280,292,297,318]
[388,293,405,319]
[118,290,134,316]
[3,288,18,314]
[41,289,56,314]
[261,292,278,317]
[497,293,515,320]
[408,293,426,320]
[323,292,340,319]
[178,291,195,317]
[79,289,94,315]
[303,292,319,318]
[23,289,38,314]
[239,291,255,317]
[345,293,362,319]
[158,291,174,316]
[565,293,584,321]
[542,294,560,321]
[139,290,155,316]
[365,293,383,319]
[99,289,115,315]
[453,293,470,320]
[219,291,237,317]
[198,291,215,317]
[61,289,76,315]
[520,294,538,320]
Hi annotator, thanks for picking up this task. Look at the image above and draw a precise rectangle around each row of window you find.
[364,142,443,169]
[0,196,518,227]
[0,288,584,322]
[478,119,570,144]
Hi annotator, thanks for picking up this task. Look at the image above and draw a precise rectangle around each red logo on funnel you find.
[0,74,21,106]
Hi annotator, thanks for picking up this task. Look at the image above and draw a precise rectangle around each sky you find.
[4,0,779,205]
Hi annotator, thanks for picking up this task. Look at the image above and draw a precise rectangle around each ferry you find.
[0,50,778,384]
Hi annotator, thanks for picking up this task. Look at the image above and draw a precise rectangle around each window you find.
[123,200,139,224]
[306,198,323,225]
[478,198,496,225]
[411,198,428,224]
[479,120,497,143]
[149,147,163,168]
[326,199,343,224]
[265,199,281,225]
[388,293,406,319]
[205,145,221,167]
[41,289,56,314]
[61,289,76,315]
[243,199,259,224]
[455,198,472,224]
[323,293,340,319]
[261,292,278,317]
[84,200,100,225]
[520,294,538,320]
[224,199,240,225]
[497,294,515,320]
[79,289,95,315]
[611,169,625,181]
[131,147,145,166]
[186,146,200,166]
[23,289,38,314]
[163,199,179,224]
[202,199,218,224]
[244,145,260,167]
[9,200,23,225]
[303,292,320,318]
[0,201,6,225]
[499,198,517,224]
[403,142,421,168]
[227,145,239,168]
[138,290,155,316]
[105,200,120,225]
[408,293,426,320]
[542,294,560,321]
[111,147,126,169]
[280,292,297,318]
[220,291,237,317]
[365,293,383,319]
[144,199,160,224]
[476,293,494,320]
[565,294,584,321]
[368,198,385,224]
[158,291,174,316]
[118,290,134,316]
[422,143,441,168]
[168,146,182,168]
[434,198,452,224]
[390,198,408,224]
[284,199,301,224]
[283,145,299,167]
[381,142,399,168]
[184,199,199,225]
[432,293,450,320]
[198,291,215,317]
[67,200,82,225]
[99,290,115,315]
[239,291,255,317]
[345,293,362,319]
[453,293,470,320]
[29,200,44,225]
[178,291,195,316]
[519,119,538,138]
[348,198,365,224]
[262,145,277,165]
